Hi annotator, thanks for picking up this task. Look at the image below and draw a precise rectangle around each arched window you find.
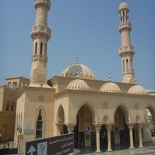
[40,42,43,55]
[35,42,37,55]
[36,109,43,139]
[126,59,129,70]
[45,44,47,56]
[123,60,125,71]
[130,59,133,70]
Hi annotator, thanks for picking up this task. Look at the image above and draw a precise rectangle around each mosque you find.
[0,0,155,154]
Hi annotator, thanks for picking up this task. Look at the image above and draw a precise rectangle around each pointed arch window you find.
[123,60,125,71]
[40,42,43,55]
[36,109,43,139]
[35,42,37,55]
[126,59,129,70]
[45,44,47,56]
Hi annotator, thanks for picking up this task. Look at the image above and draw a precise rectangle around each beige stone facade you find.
[0,0,155,154]
[0,76,29,141]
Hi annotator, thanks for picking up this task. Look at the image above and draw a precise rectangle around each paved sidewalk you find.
[78,146,155,155]
[75,144,155,155]
[2,143,155,155]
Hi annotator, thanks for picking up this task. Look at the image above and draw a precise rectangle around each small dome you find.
[100,82,121,93]
[67,79,90,90]
[61,63,96,80]
[128,85,148,95]
[119,1,128,11]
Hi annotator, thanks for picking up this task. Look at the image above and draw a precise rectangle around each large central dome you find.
[61,59,96,80]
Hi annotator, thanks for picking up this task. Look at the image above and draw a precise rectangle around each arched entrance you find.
[113,106,130,149]
[146,107,155,138]
[76,105,96,148]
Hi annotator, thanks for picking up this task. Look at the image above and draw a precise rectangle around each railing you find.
[31,25,51,40]
[119,46,135,55]
[31,55,48,62]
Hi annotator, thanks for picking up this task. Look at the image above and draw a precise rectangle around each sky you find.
[0,0,155,90]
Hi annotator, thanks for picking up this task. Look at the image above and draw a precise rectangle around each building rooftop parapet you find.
[147,90,155,96]
[0,85,18,93]
[0,84,29,93]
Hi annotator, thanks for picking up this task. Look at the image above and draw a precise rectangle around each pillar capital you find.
[95,124,102,132]
[127,123,135,129]
[106,124,113,131]
[66,123,76,133]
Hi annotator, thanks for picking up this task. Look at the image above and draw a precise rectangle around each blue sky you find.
[0,0,155,90]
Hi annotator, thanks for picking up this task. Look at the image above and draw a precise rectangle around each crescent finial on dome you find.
[76,55,79,64]
[108,73,111,81]
[135,77,137,84]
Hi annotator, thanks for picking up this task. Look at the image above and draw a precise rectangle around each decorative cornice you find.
[31,55,48,63]
[31,25,51,40]
[34,0,50,10]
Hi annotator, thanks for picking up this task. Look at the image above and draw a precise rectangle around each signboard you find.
[25,133,74,155]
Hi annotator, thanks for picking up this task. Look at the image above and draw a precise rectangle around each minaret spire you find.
[30,0,51,87]
[118,1,135,84]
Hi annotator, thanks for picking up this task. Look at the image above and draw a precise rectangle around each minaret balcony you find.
[119,22,131,31]
[31,25,51,40]
[31,55,48,62]
[123,69,135,75]
[119,46,135,56]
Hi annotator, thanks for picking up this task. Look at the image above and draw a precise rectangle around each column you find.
[106,125,112,152]
[128,125,134,149]
[138,124,143,148]
[95,125,102,153]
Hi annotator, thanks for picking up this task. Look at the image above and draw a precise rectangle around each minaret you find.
[118,1,135,84]
[30,0,51,87]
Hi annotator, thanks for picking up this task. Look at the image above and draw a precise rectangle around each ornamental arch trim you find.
[135,115,141,124]
[102,114,111,125]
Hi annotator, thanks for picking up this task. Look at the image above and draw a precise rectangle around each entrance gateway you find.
[25,133,74,155]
